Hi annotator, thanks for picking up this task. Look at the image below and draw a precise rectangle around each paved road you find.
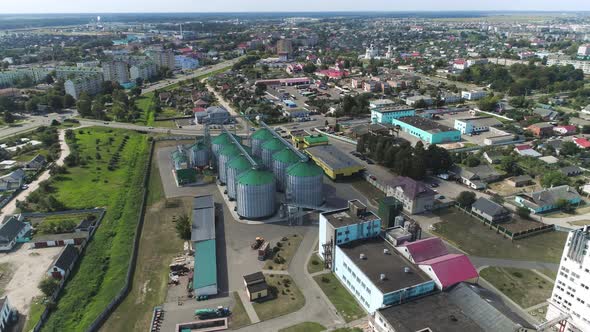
[0,111,76,140]
[0,129,70,221]
[141,57,243,95]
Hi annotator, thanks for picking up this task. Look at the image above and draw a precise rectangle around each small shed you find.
[506,175,533,188]
[243,272,269,301]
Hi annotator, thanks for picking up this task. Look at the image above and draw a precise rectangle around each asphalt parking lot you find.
[435,112,502,145]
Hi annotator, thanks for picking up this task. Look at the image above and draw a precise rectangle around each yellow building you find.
[305,145,364,180]
[290,130,330,149]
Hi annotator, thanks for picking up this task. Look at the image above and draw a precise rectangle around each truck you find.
[195,307,231,320]
[251,237,264,250]
[258,241,271,261]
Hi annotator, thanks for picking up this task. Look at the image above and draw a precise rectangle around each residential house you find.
[0,297,14,332]
[451,164,501,190]
[24,154,47,170]
[0,169,25,191]
[553,125,576,136]
[560,166,582,177]
[47,244,79,280]
[243,272,269,301]
[527,123,554,137]
[0,216,31,251]
[483,151,503,164]
[515,185,582,213]
[506,175,533,187]
[514,144,542,158]
[533,108,559,121]
[573,137,590,149]
[542,139,564,155]
[385,176,435,214]
[471,197,511,223]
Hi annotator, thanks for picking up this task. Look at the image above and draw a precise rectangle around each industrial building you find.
[390,116,461,144]
[370,106,416,124]
[191,195,218,296]
[291,131,329,149]
[170,140,209,186]
[305,145,364,180]
[212,123,325,220]
[454,117,503,134]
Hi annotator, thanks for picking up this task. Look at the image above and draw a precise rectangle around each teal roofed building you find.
[191,195,218,296]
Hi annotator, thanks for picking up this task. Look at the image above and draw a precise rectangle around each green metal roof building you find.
[193,239,218,296]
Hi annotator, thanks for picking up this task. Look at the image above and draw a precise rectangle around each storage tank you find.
[261,138,284,169]
[211,133,241,160]
[251,128,275,157]
[188,141,209,167]
[218,143,242,184]
[272,148,301,192]
[285,161,324,207]
[226,154,254,200]
[236,169,276,219]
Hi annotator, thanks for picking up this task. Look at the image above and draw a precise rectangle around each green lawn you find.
[135,94,155,125]
[229,292,251,330]
[23,297,46,332]
[252,274,305,321]
[153,120,177,128]
[264,234,303,271]
[481,267,553,308]
[307,253,326,274]
[313,273,366,323]
[40,127,150,332]
[279,322,326,332]
[432,209,567,263]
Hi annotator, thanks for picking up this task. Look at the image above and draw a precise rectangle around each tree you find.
[456,191,477,207]
[516,206,531,219]
[175,214,191,240]
[39,277,60,297]
[541,171,569,188]
[303,62,317,74]
[560,141,580,156]
[76,93,92,117]
[464,155,480,167]
[3,111,14,124]
[500,155,520,175]
[63,94,75,108]
[131,86,142,97]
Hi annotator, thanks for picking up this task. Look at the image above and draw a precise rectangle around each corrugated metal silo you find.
[251,128,275,158]
[226,154,253,200]
[272,148,301,192]
[236,169,276,219]
[286,161,324,207]
[218,143,242,184]
[189,141,209,167]
[261,138,284,169]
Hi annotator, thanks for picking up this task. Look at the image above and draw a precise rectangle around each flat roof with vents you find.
[339,237,431,293]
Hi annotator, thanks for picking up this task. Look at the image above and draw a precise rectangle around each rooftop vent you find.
[383,248,390,255]
[380,273,387,281]
[404,267,411,273]
[360,253,367,260]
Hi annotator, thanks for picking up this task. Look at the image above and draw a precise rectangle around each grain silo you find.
[286,161,324,207]
[211,133,241,160]
[272,148,301,192]
[218,143,242,184]
[251,128,275,158]
[188,141,209,167]
[261,138,284,169]
[236,169,276,219]
[226,154,254,200]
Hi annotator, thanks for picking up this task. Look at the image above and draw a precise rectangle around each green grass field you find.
[229,292,251,329]
[264,234,303,271]
[432,209,567,263]
[279,322,326,332]
[252,274,305,321]
[135,94,155,125]
[481,267,553,308]
[23,297,45,332]
[307,253,326,274]
[313,273,365,323]
[40,127,150,332]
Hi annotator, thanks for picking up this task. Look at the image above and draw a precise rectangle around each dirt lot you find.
[0,246,62,314]
[488,180,542,197]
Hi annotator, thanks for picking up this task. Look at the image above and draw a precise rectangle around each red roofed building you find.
[553,125,577,136]
[418,254,479,289]
[397,237,448,264]
[193,107,206,113]
[317,69,349,79]
[574,137,590,149]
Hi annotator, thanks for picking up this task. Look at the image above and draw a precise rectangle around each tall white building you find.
[365,44,378,60]
[101,61,130,84]
[385,45,393,59]
[130,62,157,81]
[64,74,103,99]
[546,226,590,332]
[578,44,590,56]
[147,49,175,69]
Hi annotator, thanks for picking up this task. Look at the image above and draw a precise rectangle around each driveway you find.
[0,129,70,221]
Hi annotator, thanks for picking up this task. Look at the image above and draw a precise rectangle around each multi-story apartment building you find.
[276,39,293,61]
[55,66,103,80]
[0,68,51,88]
[147,49,175,69]
[64,73,103,99]
[546,226,590,332]
[578,44,590,56]
[101,61,130,84]
[461,90,487,101]
[547,56,590,75]
[130,62,157,81]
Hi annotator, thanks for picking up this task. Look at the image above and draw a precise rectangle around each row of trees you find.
[357,135,453,180]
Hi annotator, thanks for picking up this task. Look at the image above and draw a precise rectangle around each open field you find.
[313,273,365,323]
[307,253,326,274]
[481,267,553,308]
[264,234,303,271]
[279,322,326,332]
[40,127,150,332]
[153,120,178,128]
[100,149,186,332]
[23,296,45,332]
[488,180,542,197]
[252,274,305,321]
[228,292,251,330]
[432,209,567,263]
[135,94,155,126]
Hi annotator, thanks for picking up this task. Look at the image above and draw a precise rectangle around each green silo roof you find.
[219,143,241,156]
[211,133,229,144]
[287,161,324,177]
[189,141,206,151]
[273,148,301,164]
[228,155,253,170]
[252,128,274,140]
[261,138,284,151]
[238,169,274,185]
[171,150,188,162]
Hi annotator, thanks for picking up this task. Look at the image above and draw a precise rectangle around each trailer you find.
[258,241,271,261]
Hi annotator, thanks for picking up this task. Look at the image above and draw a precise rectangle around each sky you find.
[1,0,590,14]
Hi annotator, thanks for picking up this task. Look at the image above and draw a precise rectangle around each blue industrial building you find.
[318,200,436,313]
[370,106,416,124]
[390,116,461,144]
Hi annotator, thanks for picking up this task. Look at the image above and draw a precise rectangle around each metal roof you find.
[219,142,241,156]
[305,145,362,171]
[52,244,79,271]
[193,239,217,290]
[251,128,274,140]
[227,155,253,171]
[273,148,300,164]
[237,169,274,186]
[193,195,214,210]
[191,207,215,242]
[261,138,284,151]
[286,161,324,177]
